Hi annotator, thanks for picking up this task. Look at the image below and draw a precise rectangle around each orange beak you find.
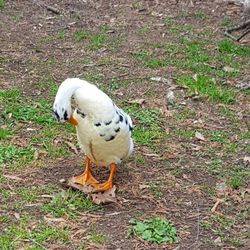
[67,116,78,126]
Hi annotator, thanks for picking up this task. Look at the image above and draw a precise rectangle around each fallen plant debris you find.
[60,178,118,205]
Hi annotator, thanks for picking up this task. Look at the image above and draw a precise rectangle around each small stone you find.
[166,90,175,105]
[214,236,222,245]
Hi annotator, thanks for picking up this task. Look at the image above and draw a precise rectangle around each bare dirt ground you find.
[0,0,250,250]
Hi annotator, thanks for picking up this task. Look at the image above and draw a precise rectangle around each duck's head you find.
[53,100,78,126]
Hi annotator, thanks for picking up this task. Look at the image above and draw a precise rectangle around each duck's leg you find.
[73,156,99,185]
[92,163,116,191]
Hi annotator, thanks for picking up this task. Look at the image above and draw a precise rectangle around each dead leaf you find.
[61,178,118,204]
[190,143,202,151]
[61,177,96,194]
[127,99,145,105]
[14,212,20,220]
[214,236,222,245]
[150,76,173,85]
[223,66,237,73]
[33,150,47,160]
[44,216,66,223]
[235,81,250,90]
[33,150,39,160]
[243,156,250,164]
[139,184,150,190]
[11,136,28,147]
[40,194,54,198]
[26,128,36,131]
[195,131,206,141]
[53,138,61,147]
[91,186,117,205]
[166,90,175,105]
[65,141,79,154]
[44,216,69,228]
[3,174,22,181]
[193,74,198,81]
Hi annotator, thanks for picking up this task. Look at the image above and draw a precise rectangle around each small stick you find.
[211,198,223,213]
[224,19,250,41]
[226,19,250,33]
[237,28,250,41]
[46,5,61,15]
[224,30,238,41]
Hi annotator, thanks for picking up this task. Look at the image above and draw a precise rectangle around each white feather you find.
[53,78,133,166]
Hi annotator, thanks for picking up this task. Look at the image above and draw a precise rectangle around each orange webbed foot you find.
[73,157,99,186]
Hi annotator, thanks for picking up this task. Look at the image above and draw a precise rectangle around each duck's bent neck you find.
[55,78,88,103]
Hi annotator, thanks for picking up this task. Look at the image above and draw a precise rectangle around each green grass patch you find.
[0,127,11,140]
[35,77,59,96]
[208,131,228,142]
[1,88,56,125]
[0,144,34,165]
[207,159,223,175]
[30,126,73,158]
[5,99,55,124]
[129,216,177,244]
[16,186,41,202]
[173,108,195,121]
[88,227,106,244]
[220,16,234,27]
[0,0,5,9]
[42,189,97,218]
[176,74,235,104]
[218,39,250,56]
[149,182,163,199]
[192,10,207,20]
[88,32,107,50]
[131,49,166,68]
[173,128,195,139]
[74,29,88,42]
[124,104,167,146]
[0,220,69,249]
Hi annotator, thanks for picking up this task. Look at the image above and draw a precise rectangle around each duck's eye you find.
[63,110,68,120]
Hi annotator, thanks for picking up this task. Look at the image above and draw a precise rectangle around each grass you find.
[173,128,195,139]
[89,32,107,50]
[34,77,59,96]
[149,182,163,199]
[42,189,97,218]
[208,131,228,142]
[0,0,5,9]
[176,74,235,104]
[173,108,195,121]
[4,99,56,124]
[129,216,177,244]
[131,37,249,105]
[192,10,207,20]
[131,49,166,68]
[74,29,88,42]
[1,88,56,125]
[123,104,167,146]
[0,144,34,165]
[88,227,106,244]
[218,39,250,56]
[0,127,11,139]
[16,186,41,202]
[73,26,122,52]
[0,219,69,249]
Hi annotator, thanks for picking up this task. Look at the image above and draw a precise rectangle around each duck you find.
[53,78,133,191]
